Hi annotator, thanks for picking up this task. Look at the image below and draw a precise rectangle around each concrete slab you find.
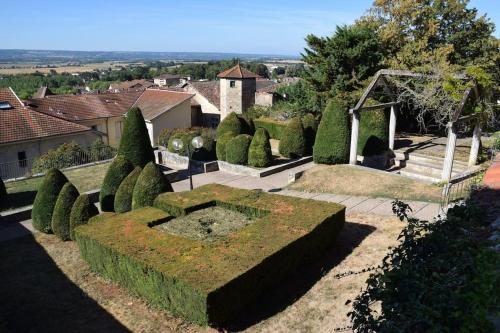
[341,196,370,209]
[369,199,395,216]
[414,203,440,220]
[350,198,389,214]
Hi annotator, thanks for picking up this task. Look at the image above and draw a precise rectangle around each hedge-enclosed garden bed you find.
[75,184,345,327]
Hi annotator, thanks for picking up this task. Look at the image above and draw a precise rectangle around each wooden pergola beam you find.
[349,101,400,114]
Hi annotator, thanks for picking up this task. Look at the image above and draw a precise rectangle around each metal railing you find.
[439,169,484,213]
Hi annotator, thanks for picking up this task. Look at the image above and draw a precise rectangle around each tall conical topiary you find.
[51,182,79,241]
[313,98,350,164]
[248,128,273,167]
[117,107,154,167]
[357,108,389,156]
[32,168,68,233]
[226,134,253,165]
[132,162,173,209]
[114,166,142,213]
[0,177,7,209]
[99,155,133,212]
[302,113,318,154]
[216,112,244,139]
[279,117,306,158]
[69,194,98,241]
[216,132,236,161]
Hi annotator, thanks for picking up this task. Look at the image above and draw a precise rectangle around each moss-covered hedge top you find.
[76,184,345,293]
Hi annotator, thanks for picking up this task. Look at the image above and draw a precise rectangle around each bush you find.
[32,168,68,233]
[88,138,116,162]
[158,128,175,147]
[192,128,216,161]
[0,177,6,209]
[216,112,244,139]
[302,113,318,154]
[114,167,142,213]
[99,156,133,212]
[216,132,236,161]
[69,194,98,241]
[51,182,79,241]
[225,134,253,165]
[248,128,273,167]
[313,99,350,164]
[238,114,255,135]
[253,118,287,139]
[166,127,216,161]
[132,162,173,209]
[279,117,306,158]
[32,142,88,174]
[117,107,154,167]
[357,109,389,156]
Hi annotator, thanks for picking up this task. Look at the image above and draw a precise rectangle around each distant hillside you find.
[0,49,298,64]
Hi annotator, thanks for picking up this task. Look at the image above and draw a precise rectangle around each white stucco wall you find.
[146,99,193,146]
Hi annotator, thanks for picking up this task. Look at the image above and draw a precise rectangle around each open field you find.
[289,164,443,202]
[0,62,136,75]
[0,212,403,332]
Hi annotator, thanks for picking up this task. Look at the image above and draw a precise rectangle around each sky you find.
[1,0,498,56]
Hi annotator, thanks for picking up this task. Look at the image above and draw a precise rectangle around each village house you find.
[108,79,155,92]
[153,74,189,87]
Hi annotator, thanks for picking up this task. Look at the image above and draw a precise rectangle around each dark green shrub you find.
[69,193,98,240]
[216,112,244,139]
[254,118,287,139]
[248,128,273,167]
[51,182,79,241]
[114,167,142,213]
[238,114,255,135]
[166,127,216,161]
[302,113,318,154]
[0,177,6,209]
[88,138,116,162]
[132,162,173,209]
[117,107,154,167]
[192,128,216,161]
[99,155,133,212]
[357,109,389,156]
[32,142,88,174]
[226,134,253,165]
[313,99,350,164]
[168,129,199,156]
[279,117,306,158]
[32,168,68,233]
[216,132,236,161]
[158,128,175,147]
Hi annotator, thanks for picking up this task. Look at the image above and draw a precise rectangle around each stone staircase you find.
[392,149,469,183]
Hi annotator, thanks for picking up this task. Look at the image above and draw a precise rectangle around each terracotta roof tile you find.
[188,81,220,109]
[133,89,194,120]
[217,63,260,79]
[109,79,155,91]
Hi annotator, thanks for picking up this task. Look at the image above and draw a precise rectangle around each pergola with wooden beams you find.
[349,69,482,182]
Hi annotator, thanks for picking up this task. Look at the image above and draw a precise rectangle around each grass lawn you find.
[0,212,404,332]
[289,164,443,203]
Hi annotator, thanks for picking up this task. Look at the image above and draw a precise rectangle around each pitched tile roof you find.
[0,88,91,145]
[27,91,143,121]
[155,74,182,79]
[109,79,155,91]
[132,89,194,121]
[256,80,283,93]
[188,81,220,109]
[217,63,260,79]
[33,86,55,99]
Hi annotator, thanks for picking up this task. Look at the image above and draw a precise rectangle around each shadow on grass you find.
[0,191,37,212]
[0,232,129,333]
[224,220,376,331]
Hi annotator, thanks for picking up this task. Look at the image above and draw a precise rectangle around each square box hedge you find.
[75,184,345,326]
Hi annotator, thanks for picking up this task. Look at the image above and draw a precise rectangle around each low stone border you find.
[155,150,218,174]
[218,156,313,178]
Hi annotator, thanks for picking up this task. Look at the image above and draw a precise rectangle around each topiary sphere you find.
[216,112,244,139]
[32,168,68,233]
[99,155,134,212]
[69,194,99,241]
[279,117,306,158]
[216,132,236,161]
[51,182,80,241]
[225,134,253,165]
[114,166,142,213]
[132,162,173,209]
[248,128,273,167]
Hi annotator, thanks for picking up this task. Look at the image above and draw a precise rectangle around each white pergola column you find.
[468,123,482,168]
[349,111,360,165]
[441,122,457,181]
[389,104,398,150]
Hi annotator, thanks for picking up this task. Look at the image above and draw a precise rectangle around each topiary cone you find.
[32,168,68,233]
[99,155,134,212]
[69,194,99,241]
[117,107,155,167]
[225,134,253,165]
[52,182,80,241]
[279,117,306,158]
[114,166,142,213]
[248,128,273,167]
[132,162,173,209]
[302,113,318,155]
[357,108,389,156]
[216,132,236,161]
[216,112,244,139]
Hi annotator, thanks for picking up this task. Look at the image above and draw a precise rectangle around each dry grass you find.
[0,62,137,75]
[290,164,443,202]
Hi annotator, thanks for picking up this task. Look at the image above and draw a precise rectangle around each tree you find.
[99,155,134,212]
[132,162,173,209]
[117,107,154,167]
[51,182,79,241]
[313,99,350,164]
[248,128,273,167]
[69,194,99,241]
[114,167,142,213]
[32,169,68,233]
[279,117,307,158]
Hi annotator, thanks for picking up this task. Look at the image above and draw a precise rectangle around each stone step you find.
[395,159,461,178]
[395,169,440,183]
[394,150,468,170]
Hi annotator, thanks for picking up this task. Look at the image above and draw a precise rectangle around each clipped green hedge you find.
[302,113,318,154]
[51,182,79,241]
[313,98,350,164]
[76,184,345,326]
[225,134,253,165]
[238,114,255,135]
[132,162,173,209]
[69,194,99,241]
[32,168,68,233]
[357,109,389,156]
[253,118,287,139]
[99,155,133,212]
[279,117,306,158]
[114,167,142,213]
[216,132,236,161]
[248,128,272,167]
[216,112,244,139]
[117,107,154,167]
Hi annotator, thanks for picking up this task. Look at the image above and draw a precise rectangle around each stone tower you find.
[218,63,259,119]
